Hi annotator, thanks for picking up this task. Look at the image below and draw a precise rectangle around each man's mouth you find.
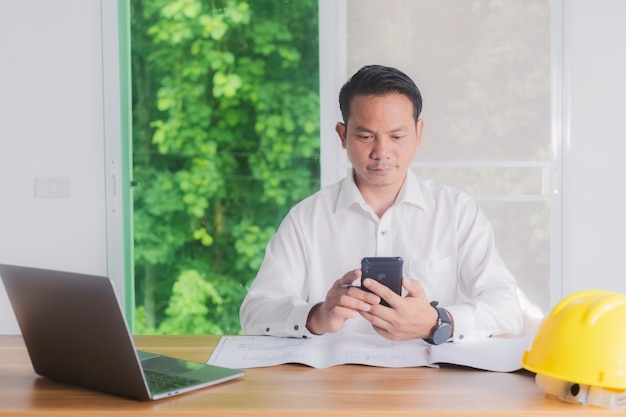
[367,165,393,175]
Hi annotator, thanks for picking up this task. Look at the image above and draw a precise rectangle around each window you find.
[130,0,320,334]
[328,0,553,311]
[126,0,552,335]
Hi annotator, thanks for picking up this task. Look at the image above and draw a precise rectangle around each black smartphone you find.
[360,257,403,307]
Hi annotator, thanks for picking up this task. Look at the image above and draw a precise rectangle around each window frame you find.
[107,0,564,324]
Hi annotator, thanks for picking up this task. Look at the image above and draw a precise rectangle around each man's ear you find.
[336,122,347,149]
[415,119,424,148]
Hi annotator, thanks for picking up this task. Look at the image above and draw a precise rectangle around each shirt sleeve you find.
[442,197,524,342]
[239,214,316,338]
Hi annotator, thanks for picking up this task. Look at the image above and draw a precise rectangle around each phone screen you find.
[360,257,403,307]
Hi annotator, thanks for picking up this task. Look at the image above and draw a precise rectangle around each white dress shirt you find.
[239,170,523,342]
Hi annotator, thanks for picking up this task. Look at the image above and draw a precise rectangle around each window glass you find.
[130,0,320,334]
[346,0,552,311]
[129,0,552,334]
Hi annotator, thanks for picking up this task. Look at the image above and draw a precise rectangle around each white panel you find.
[562,0,626,296]
[101,0,129,320]
[0,0,107,333]
[550,0,565,307]
[319,0,349,187]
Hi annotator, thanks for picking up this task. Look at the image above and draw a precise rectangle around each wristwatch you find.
[424,301,453,345]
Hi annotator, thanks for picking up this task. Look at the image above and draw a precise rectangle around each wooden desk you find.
[0,335,610,416]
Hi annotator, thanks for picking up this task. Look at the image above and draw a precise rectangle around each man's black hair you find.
[338,65,423,124]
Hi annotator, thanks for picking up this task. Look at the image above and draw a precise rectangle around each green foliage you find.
[158,269,224,335]
[131,0,320,334]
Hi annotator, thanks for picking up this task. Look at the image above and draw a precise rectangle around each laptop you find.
[0,264,244,401]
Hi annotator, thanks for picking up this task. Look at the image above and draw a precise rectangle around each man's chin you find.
[354,168,406,189]
[364,175,403,188]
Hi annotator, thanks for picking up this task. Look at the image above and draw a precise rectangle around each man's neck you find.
[356,175,407,218]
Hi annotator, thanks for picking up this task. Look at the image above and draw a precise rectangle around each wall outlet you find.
[34,177,71,199]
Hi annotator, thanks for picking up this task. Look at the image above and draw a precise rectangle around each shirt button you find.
[380,230,387,236]
[294,324,299,331]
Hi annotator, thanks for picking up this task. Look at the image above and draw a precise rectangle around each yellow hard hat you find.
[521,289,626,390]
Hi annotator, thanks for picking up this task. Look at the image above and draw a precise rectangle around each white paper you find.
[208,332,533,372]
[425,332,535,372]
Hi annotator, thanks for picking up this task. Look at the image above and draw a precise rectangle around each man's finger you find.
[338,268,361,287]
[403,277,426,298]
[363,278,398,304]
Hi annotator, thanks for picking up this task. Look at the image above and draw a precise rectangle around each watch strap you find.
[431,301,451,325]
[424,301,452,345]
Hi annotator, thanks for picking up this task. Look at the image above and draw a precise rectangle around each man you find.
[240,65,523,343]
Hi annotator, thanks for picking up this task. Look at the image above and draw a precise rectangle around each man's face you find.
[336,93,423,192]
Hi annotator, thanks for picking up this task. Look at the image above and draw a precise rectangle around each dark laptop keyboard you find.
[144,369,201,393]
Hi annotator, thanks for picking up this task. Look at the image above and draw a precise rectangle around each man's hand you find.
[306,269,381,335]
[359,277,438,341]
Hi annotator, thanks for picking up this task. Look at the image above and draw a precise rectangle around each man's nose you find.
[371,138,391,159]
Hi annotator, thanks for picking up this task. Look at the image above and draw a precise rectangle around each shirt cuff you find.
[261,303,316,338]
[443,304,476,342]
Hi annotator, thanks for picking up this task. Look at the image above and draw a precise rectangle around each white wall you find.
[0,0,109,333]
[561,0,626,296]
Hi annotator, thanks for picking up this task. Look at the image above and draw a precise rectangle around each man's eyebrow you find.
[353,126,409,133]
[388,126,409,133]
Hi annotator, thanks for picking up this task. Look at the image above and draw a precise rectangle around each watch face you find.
[433,323,453,345]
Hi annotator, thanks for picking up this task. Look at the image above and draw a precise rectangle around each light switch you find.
[34,177,71,199]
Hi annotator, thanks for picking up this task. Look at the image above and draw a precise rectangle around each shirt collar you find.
[397,169,425,209]
[335,169,425,212]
